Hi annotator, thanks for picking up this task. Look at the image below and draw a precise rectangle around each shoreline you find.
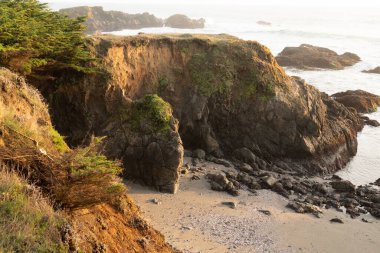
[128,158,380,253]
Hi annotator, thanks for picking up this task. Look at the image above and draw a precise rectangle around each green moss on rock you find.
[49,127,69,153]
[130,94,173,133]
[188,52,234,97]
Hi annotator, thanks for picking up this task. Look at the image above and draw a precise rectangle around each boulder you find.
[105,95,184,194]
[276,44,360,70]
[192,149,206,159]
[233,148,256,164]
[257,21,271,26]
[331,180,356,193]
[165,14,205,29]
[330,218,344,224]
[365,119,380,127]
[362,66,380,74]
[332,90,380,113]
[262,175,278,188]
[374,178,380,186]
[207,173,239,196]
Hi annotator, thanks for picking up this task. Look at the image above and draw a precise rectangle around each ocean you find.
[48,1,380,185]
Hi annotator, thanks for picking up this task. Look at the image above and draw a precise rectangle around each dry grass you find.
[0,67,125,209]
[0,67,68,155]
[0,164,67,253]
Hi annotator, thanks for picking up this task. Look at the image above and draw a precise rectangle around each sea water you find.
[48,1,380,185]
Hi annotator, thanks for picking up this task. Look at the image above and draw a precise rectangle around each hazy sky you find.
[44,0,380,7]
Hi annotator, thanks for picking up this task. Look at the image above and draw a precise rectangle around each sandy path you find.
[128,158,380,253]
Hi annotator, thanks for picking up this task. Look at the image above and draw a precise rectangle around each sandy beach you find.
[128,158,380,253]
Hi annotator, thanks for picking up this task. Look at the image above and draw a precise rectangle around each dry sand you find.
[128,158,380,253]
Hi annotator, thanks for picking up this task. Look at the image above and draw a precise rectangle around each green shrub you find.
[0,0,93,74]
[49,127,69,153]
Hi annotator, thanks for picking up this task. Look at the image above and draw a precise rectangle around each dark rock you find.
[374,178,380,186]
[191,175,201,180]
[206,156,232,167]
[249,181,262,190]
[287,201,323,217]
[237,172,253,185]
[165,14,205,29]
[258,210,272,215]
[361,218,372,223]
[237,163,255,174]
[207,173,239,196]
[273,182,290,198]
[313,183,329,195]
[193,149,206,159]
[262,175,278,188]
[331,175,343,181]
[233,148,256,164]
[346,207,360,219]
[332,90,380,113]
[276,44,360,70]
[362,66,380,74]
[210,181,224,191]
[370,208,380,218]
[330,218,344,224]
[369,194,380,204]
[221,201,237,209]
[331,180,356,193]
[137,238,149,249]
[364,119,380,127]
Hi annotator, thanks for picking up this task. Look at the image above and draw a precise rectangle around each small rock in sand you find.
[262,175,278,188]
[258,210,272,216]
[330,218,344,224]
[150,198,162,205]
[191,175,201,180]
[361,218,372,223]
[222,201,237,209]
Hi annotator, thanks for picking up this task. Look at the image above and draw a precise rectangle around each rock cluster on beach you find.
[59,6,205,34]
[276,44,361,70]
[201,151,380,219]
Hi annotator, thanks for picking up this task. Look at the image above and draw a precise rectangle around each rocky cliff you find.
[0,68,178,253]
[33,34,363,192]
[59,6,205,34]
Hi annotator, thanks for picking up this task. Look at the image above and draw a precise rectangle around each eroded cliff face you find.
[0,68,178,253]
[39,34,363,186]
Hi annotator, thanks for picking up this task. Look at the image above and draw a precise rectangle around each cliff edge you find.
[33,34,364,193]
